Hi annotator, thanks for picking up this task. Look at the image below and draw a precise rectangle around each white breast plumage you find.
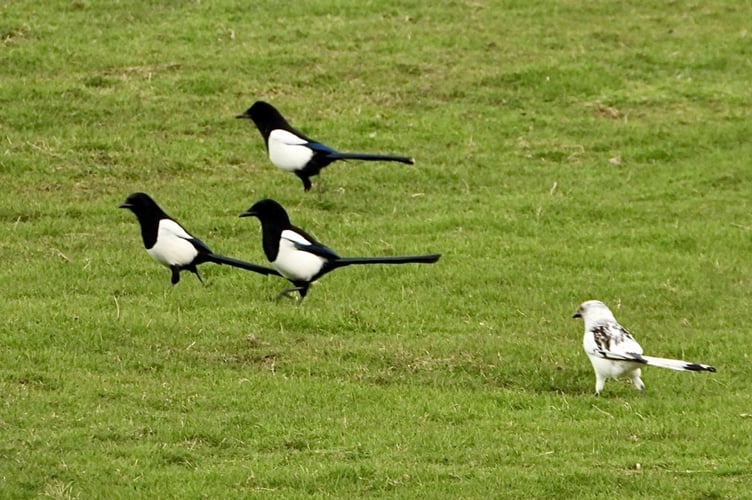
[268,129,314,171]
[272,229,325,281]
[146,219,199,268]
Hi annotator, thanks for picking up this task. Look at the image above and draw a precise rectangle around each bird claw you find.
[276,287,303,302]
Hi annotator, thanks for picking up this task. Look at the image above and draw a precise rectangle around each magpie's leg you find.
[276,286,304,300]
[170,266,181,285]
[299,175,313,192]
[193,269,205,286]
[593,374,606,396]
[630,370,645,394]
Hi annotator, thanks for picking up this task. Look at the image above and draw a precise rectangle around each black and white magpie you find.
[238,198,440,299]
[236,101,415,191]
[120,192,280,285]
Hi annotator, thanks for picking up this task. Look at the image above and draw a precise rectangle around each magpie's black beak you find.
[239,209,256,218]
[572,311,582,319]
[235,112,250,119]
[118,202,132,209]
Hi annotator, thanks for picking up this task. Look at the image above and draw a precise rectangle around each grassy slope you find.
[1,0,751,497]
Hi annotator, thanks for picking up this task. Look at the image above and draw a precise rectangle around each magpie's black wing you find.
[183,236,213,255]
[289,240,341,261]
[280,229,340,261]
[305,141,338,155]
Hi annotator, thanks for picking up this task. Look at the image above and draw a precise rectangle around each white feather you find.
[271,229,326,281]
[268,129,314,171]
[280,228,313,246]
[146,219,199,268]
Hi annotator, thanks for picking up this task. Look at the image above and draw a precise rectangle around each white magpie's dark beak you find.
[572,311,582,319]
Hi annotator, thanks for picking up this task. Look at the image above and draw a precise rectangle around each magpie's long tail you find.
[597,350,716,373]
[205,253,282,276]
[642,355,716,373]
[327,152,414,165]
[331,254,441,269]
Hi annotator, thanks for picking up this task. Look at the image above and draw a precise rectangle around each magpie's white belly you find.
[268,130,313,171]
[587,354,639,379]
[147,233,198,268]
[273,239,325,281]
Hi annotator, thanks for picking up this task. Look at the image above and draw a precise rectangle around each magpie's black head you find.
[119,192,167,221]
[120,192,170,249]
[239,198,291,226]
[235,101,275,121]
[236,101,291,135]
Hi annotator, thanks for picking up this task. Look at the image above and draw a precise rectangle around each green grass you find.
[2,0,751,497]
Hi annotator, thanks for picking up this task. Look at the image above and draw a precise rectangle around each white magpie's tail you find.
[327,152,414,165]
[205,253,281,277]
[596,349,716,373]
[642,355,716,373]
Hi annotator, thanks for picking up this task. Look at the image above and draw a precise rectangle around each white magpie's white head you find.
[572,300,616,324]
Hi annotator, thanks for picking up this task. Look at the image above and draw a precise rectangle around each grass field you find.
[2,0,751,497]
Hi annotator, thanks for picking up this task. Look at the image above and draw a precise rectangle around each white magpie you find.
[238,198,441,300]
[236,101,415,191]
[120,192,280,285]
[572,300,716,395]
